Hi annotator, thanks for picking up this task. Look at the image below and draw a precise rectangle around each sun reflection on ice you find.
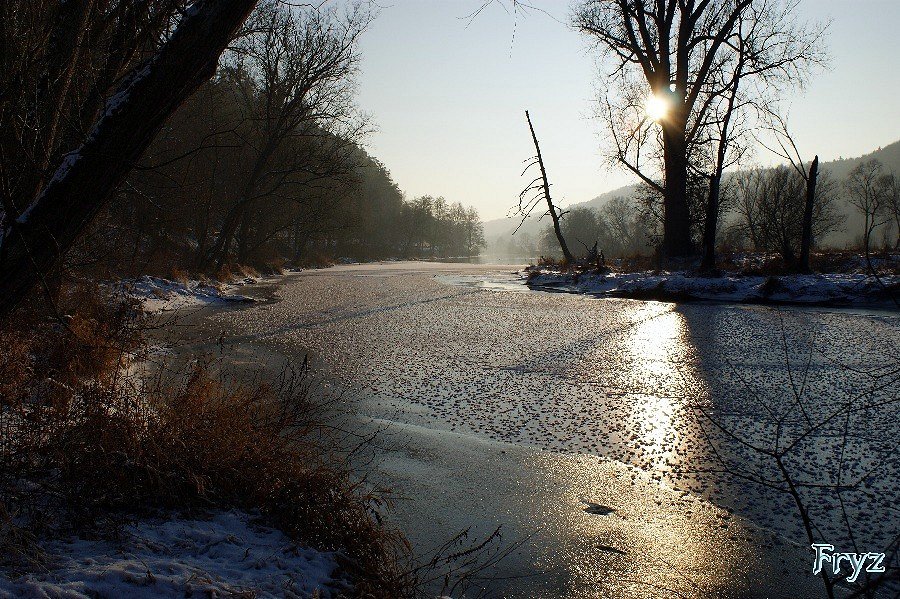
[625,306,702,474]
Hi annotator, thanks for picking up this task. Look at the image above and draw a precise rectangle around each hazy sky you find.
[356,0,900,221]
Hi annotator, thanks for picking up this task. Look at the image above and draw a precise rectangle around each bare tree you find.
[204,2,371,270]
[732,165,837,264]
[601,196,650,257]
[516,111,574,263]
[845,160,892,256]
[0,0,184,223]
[757,110,821,272]
[0,0,259,316]
[574,0,826,261]
[887,173,900,250]
[700,20,749,270]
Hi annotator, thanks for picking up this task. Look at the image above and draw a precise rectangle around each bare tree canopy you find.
[730,164,838,262]
[515,110,574,263]
[202,1,373,270]
[845,159,896,254]
[574,0,826,261]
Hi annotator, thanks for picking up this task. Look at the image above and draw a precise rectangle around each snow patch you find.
[117,275,255,313]
[527,269,899,306]
[0,511,343,599]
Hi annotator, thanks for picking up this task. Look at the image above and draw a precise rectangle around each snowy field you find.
[0,511,344,598]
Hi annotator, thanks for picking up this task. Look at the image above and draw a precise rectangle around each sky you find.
[355,0,900,221]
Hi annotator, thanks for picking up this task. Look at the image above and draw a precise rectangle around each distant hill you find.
[817,139,900,183]
[483,139,900,248]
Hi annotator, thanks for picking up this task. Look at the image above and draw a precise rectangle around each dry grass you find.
[0,285,412,597]
[168,266,192,285]
[610,254,658,272]
[0,282,144,405]
[530,253,660,275]
[534,255,565,268]
[296,252,335,269]
[214,262,262,283]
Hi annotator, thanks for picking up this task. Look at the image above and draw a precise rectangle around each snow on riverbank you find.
[526,268,899,306]
[0,511,344,599]
[117,275,259,312]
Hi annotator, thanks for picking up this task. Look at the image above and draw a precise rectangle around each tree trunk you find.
[798,155,819,273]
[700,68,740,272]
[525,111,573,264]
[237,210,252,264]
[292,218,303,261]
[701,174,720,271]
[661,109,693,261]
[194,211,211,270]
[204,139,280,270]
[0,0,259,317]
[781,236,797,266]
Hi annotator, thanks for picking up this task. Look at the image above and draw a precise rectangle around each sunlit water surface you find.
[201,262,898,597]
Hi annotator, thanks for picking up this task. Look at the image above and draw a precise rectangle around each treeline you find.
[531,159,898,263]
[93,2,484,273]
[2,0,484,290]
[394,196,484,259]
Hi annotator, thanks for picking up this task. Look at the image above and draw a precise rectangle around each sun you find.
[645,93,670,122]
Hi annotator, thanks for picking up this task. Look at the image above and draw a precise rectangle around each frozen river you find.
[192,262,899,598]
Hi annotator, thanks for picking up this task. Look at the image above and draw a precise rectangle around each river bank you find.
[0,269,408,599]
[524,266,899,308]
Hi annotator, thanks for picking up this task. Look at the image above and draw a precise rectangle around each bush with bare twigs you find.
[0,288,413,597]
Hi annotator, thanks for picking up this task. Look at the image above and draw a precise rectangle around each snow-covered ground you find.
[526,268,899,306]
[116,275,260,312]
[0,511,345,599]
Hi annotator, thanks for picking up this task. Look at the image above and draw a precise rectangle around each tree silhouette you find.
[574,0,826,262]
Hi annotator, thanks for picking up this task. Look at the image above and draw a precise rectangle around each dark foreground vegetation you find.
[0,288,415,596]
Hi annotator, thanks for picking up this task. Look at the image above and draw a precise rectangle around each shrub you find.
[0,287,411,597]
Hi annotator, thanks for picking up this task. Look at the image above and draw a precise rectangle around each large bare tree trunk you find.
[798,155,819,273]
[525,111,573,264]
[0,0,258,317]
[661,109,693,260]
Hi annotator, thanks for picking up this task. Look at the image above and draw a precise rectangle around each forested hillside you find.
[1,1,484,290]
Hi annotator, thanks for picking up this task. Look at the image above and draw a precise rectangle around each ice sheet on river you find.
[199,262,900,595]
